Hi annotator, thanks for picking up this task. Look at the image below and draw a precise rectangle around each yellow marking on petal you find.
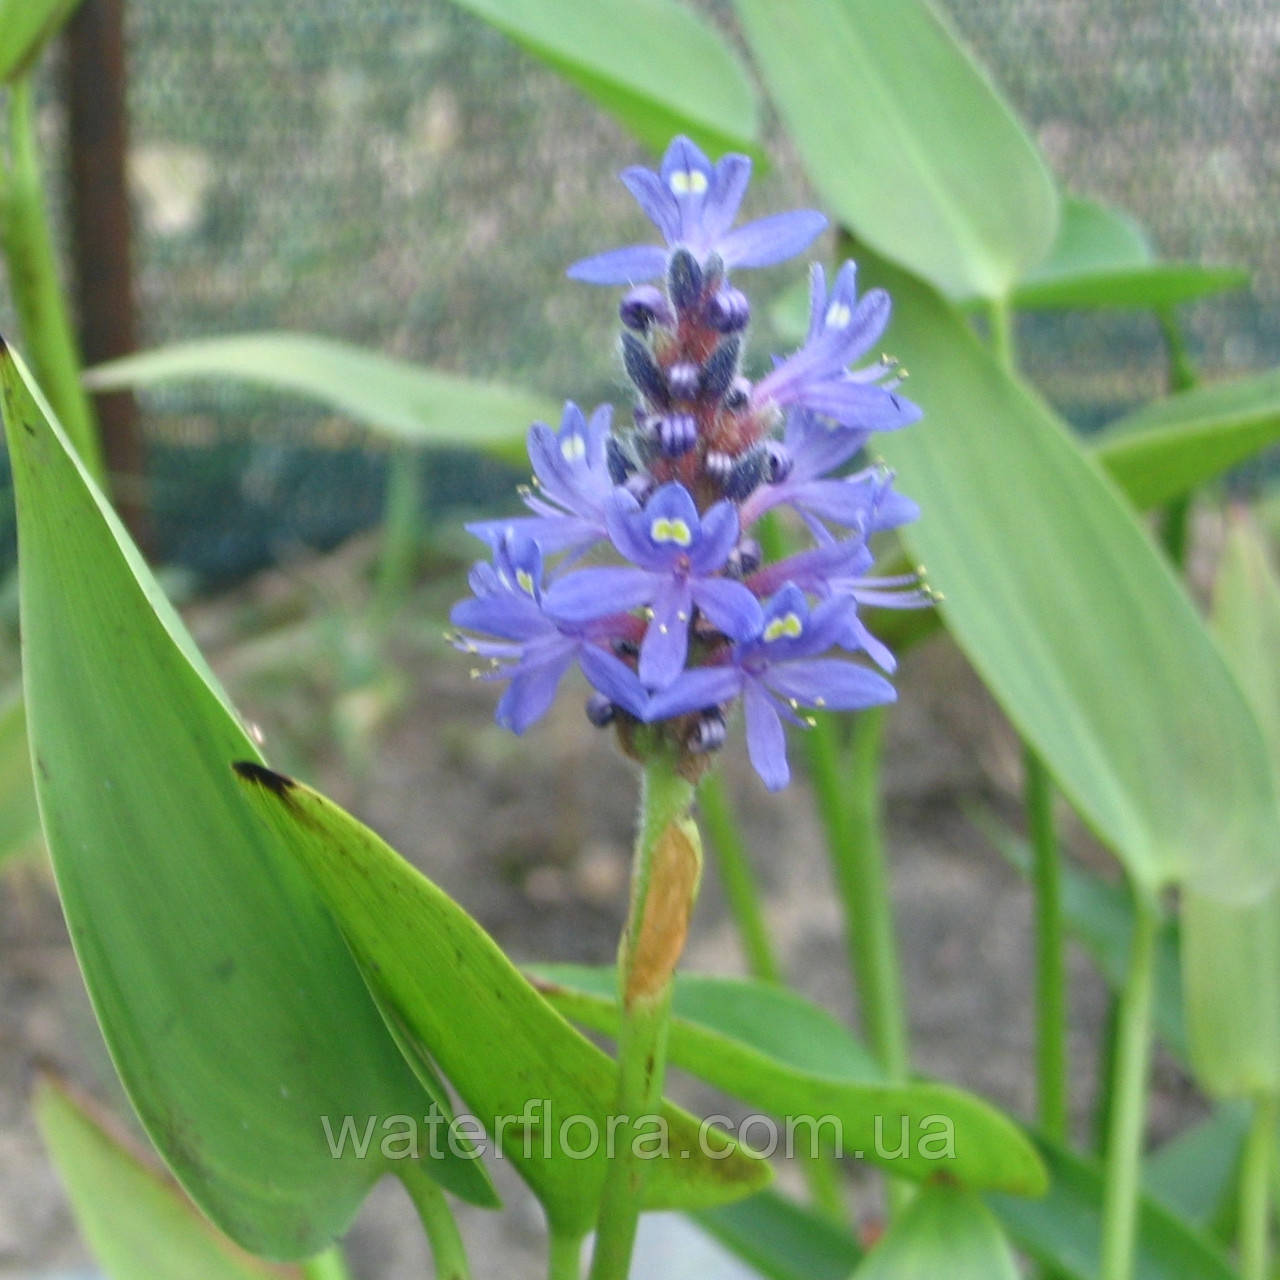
[763,611,804,643]
[669,168,708,196]
[825,301,853,329]
[516,568,535,596]
[560,434,587,462]
[650,516,693,547]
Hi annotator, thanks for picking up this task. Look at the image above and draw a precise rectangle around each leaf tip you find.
[232,760,297,799]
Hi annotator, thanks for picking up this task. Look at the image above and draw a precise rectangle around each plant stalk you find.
[401,1162,471,1280]
[1,74,106,484]
[301,1246,356,1280]
[1099,887,1159,1280]
[1238,1093,1278,1280]
[548,1228,584,1280]
[588,751,699,1280]
[1026,746,1068,1142]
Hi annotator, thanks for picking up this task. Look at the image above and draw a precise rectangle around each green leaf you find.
[84,332,557,460]
[1012,263,1248,311]
[444,0,758,155]
[864,256,1280,898]
[532,964,1047,1194]
[692,1190,862,1280]
[0,340,495,1257]
[0,682,41,867]
[233,766,772,1235]
[1145,1103,1250,1232]
[1021,196,1154,278]
[1182,519,1280,1098]
[0,0,80,82]
[978,810,1187,1060]
[34,1077,306,1280]
[735,0,1057,300]
[1093,369,1280,511]
[988,1134,1238,1280]
[854,1184,1017,1280]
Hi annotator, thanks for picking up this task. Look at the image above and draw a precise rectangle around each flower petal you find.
[620,165,680,241]
[645,663,744,720]
[701,153,752,242]
[543,566,654,623]
[567,245,669,284]
[718,210,828,269]
[743,681,791,790]
[638,577,693,687]
[794,381,922,433]
[495,650,576,734]
[578,644,649,718]
[688,499,739,573]
[765,658,897,712]
[690,576,764,642]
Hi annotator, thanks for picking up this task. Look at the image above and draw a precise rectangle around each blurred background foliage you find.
[0,0,1276,583]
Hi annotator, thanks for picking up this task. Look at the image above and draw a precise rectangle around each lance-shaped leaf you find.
[1182,519,1280,1097]
[862,259,1280,899]
[988,1134,1238,1280]
[1095,370,1280,512]
[0,0,80,82]
[233,766,772,1236]
[34,1076,309,1280]
[0,683,41,867]
[0,340,495,1257]
[435,0,757,156]
[855,1183,1018,1279]
[736,0,1057,301]
[531,965,1046,1195]
[84,332,558,461]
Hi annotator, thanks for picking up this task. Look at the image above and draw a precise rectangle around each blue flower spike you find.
[451,138,929,788]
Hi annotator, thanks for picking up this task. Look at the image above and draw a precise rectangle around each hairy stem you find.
[588,752,699,1280]
[1099,887,1159,1280]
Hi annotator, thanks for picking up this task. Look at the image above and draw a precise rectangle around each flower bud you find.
[621,332,670,408]
[606,436,634,485]
[667,361,700,401]
[687,708,727,754]
[585,694,617,727]
[667,248,703,313]
[708,286,750,333]
[700,336,741,400]
[763,440,793,484]
[725,537,763,578]
[620,285,673,332]
[656,413,698,457]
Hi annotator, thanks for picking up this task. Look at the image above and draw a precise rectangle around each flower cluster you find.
[452,137,928,789]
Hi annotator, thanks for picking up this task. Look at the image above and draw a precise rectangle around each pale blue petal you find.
[718,210,827,269]
[543,566,654,622]
[691,577,763,641]
[567,245,669,284]
[578,644,649,718]
[645,664,744,720]
[743,681,791,790]
[638,577,693,687]
[621,166,680,241]
[765,659,896,712]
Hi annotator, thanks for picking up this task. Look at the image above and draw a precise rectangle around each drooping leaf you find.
[854,1183,1018,1280]
[532,964,1046,1194]
[443,0,758,155]
[692,1190,862,1280]
[1093,369,1280,511]
[1182,519,1280,1097]
[862,256,1280,899]
[84,332,557,460]
[0,340,495,1257]
[0,0,80,82]
[233,766,772,1236]
[736,0,1057,300]
[988,1134,1238,1280]
[1145,1103,1250,1233]
[34,1077,306,1280]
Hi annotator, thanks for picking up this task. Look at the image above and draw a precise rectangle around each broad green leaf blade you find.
[0,683,41,867]
[736,0,1057,300]
[233,766,772,1235]
[84,332,557,457]
[978,811,1186,1060]
[692,1191,862,1280]
[988,1135,1238,1280]
[1183,520,1280,1097]
[1145,1103,1250,1232]
[1021,196,1153,279]
[0,341,494,1256]
[443,0,758,155]
[865,256,1280,898]
[1012,263,1248,311]
[0,0,80,82]
[1094,369,1280,511]
[533,964,1046,1194]
[854,1184,1017,1280]
[34,1077,305,1280]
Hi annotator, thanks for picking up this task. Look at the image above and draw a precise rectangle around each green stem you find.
[1238,1094,1278,1280]
[1,75,106,484]
[548,1229,584,1280]
[301,1246,356,1280]
[1099,888,1159,1280]
[588,752,698,1280]
[697,771,781,983]
[1025,746,1068,1142]
[401,1163,471,1280]
[1154,308,1198,572]
[986,297,1016,374]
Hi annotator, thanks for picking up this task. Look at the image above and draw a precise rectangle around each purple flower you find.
[753,263,922,432]
[740,410,921,533]
[467,402,615,559]
[568,136,827,285]
[451,533,646,733]
[645,585,896,790]
[543,482,763,688]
